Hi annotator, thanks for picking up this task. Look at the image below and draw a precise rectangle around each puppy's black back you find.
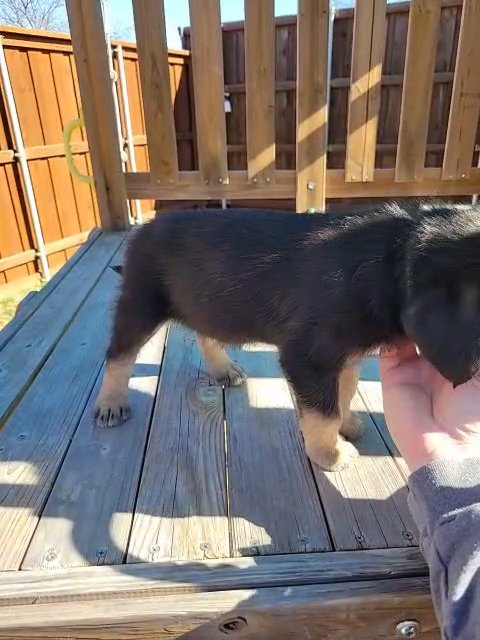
[122,207,412,350]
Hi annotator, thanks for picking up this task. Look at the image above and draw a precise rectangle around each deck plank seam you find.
[18,361,106,570]
[0,229,102,352]
[15,240,127,570]
[123,323,171,563]
[357,385,409,483]
[0,234,126,431]
[285,384,336,551]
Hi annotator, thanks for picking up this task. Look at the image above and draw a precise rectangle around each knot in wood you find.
[218,616,248,634]
[45,548,57,562]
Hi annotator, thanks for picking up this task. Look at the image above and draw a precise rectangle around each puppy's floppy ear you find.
[110,264,123,275]
[403,287,480,386]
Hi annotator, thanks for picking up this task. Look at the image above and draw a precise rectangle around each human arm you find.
[380,343,480,640]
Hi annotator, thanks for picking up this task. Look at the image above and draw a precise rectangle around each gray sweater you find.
[408,458,480,640]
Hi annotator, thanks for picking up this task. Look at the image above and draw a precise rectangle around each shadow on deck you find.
[0,230,435,639]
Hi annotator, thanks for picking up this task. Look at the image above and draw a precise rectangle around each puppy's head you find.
[402,206,480,386]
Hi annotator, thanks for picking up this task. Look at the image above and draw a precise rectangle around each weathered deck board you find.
[0,548,427,605]
[358,357,410,480]
[312,391,417,551]
[0,576,437,640]
[128,327,229,562]
[0,229,101,351]
[0,233,124,427]
[224,345,331,557]
[0,244,124,570]
[21,327,167,570]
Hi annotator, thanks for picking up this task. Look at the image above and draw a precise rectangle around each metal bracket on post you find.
[0,37,50,280]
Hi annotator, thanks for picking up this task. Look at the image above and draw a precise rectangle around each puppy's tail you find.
[110,264,123,275]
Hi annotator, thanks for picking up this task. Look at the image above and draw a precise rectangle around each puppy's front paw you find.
[216,361,247,387]
[308,438,359,472]
[340,411,364,441]
[94,404,131,428]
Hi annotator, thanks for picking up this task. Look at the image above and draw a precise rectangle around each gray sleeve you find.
[408,458,480,640]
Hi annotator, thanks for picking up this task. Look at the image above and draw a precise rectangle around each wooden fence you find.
[0,26,194,285]
[207,1,470,173]
[2,0,480,283]
[119,0,480,224]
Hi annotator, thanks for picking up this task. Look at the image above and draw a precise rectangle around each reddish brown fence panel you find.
[0,26,194,285]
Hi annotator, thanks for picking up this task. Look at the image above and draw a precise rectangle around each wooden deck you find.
[0,230,438,638]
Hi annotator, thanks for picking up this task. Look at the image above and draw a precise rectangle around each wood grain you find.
[244,0,275,183]
[224,344,331,556]
[396,0,441,181]
[346,0,387,182]
[125,167,480,200]
[0,233,123,427]
[0,229,101,351]
[442,0,480,180]
[132,0,178,184]
[21,327,167,569]
[127,327,229,562]
[0,547,427,605]
[0,577,438,639]
[65,0,129,230]
[296,0,330,212]
[357,373,410,481]
[188,0,228,186]
[312,391,417,550]
[0,242,124,570]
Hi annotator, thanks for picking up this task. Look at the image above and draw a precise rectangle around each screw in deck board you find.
[96,548,107,564]
[218,616,248,634]
[298,535,309,552]
[395,620,421,638]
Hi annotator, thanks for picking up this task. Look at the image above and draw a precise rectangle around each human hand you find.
[379,341,480,473]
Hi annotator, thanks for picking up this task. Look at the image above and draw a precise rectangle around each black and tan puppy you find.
[95,201,480,470]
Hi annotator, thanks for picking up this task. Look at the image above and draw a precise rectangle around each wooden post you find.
[245,0,275,184]
[296,0,330,212]
[396,0,440,182]
[132,0,178,185]
[345,0,386,183]
[442,0,480,181]
[65,0,129,230]
[189,0,228,187]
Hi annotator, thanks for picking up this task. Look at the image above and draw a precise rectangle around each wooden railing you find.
[66,0,480,232]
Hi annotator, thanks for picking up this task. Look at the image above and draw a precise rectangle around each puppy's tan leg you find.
[197,335,246,386]
[300,408,359,472]
[94,353,136,427]
[339,365,364,441]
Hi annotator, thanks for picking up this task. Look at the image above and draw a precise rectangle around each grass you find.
[0,280,43,330]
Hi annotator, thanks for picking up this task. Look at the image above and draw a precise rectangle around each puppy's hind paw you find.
[308,438,359,472]
[216,361,247,387]
[94,404,131,428]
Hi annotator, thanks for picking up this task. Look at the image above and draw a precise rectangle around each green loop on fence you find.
[63,113,94,184]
